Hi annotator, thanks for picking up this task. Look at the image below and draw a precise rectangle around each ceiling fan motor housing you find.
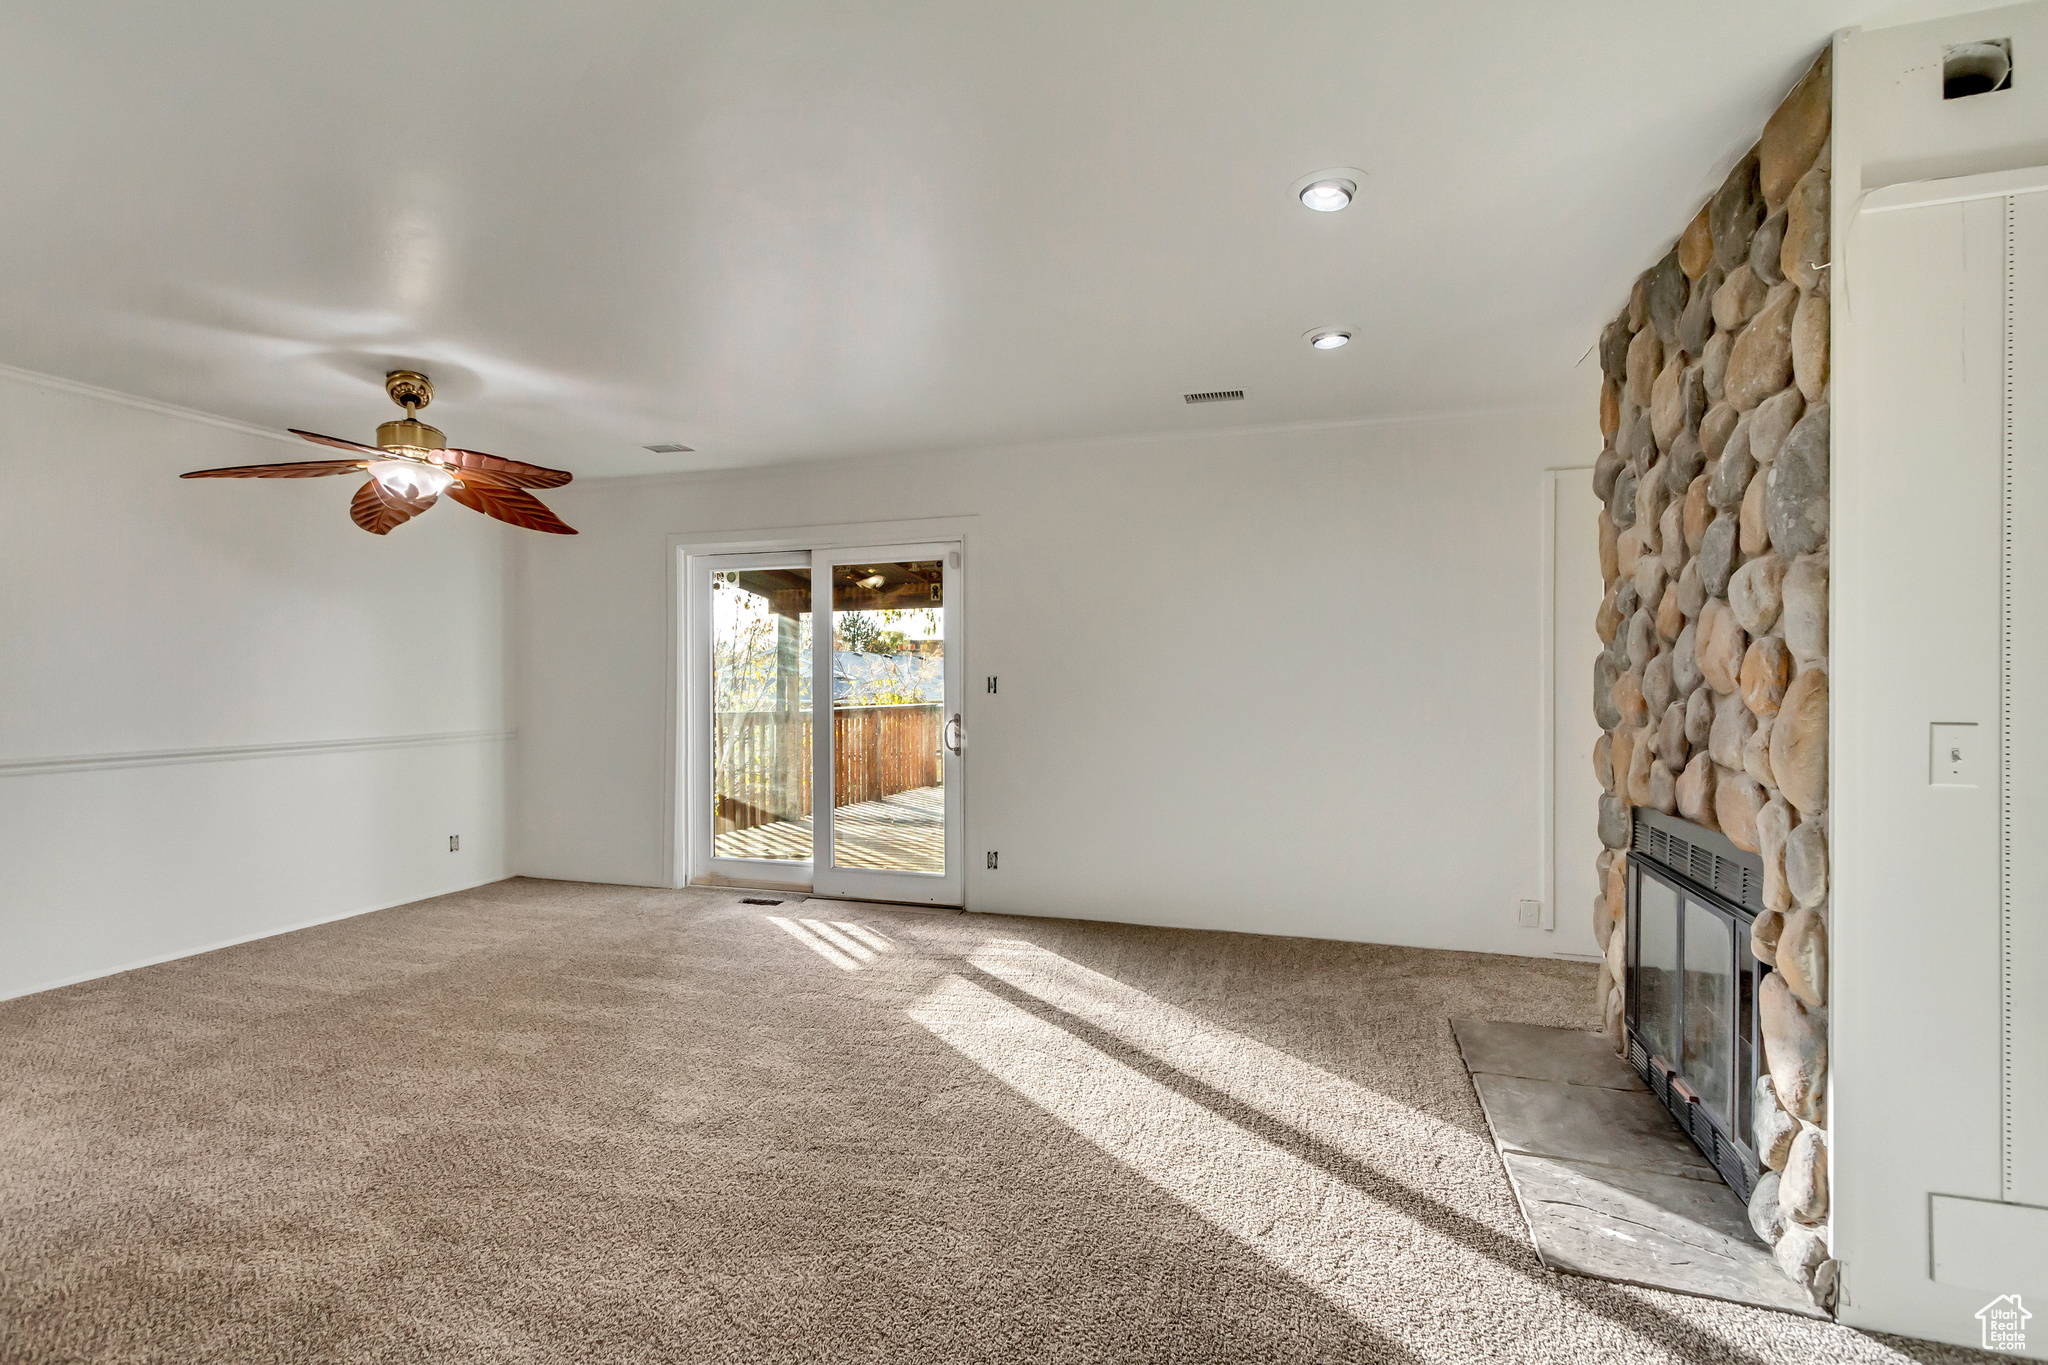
[376,417,446,452]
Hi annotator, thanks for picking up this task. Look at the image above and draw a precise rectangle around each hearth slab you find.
[1499,1152,1825,1318]
[1466,1070,1720,1179]
[1453,1016,1645,1090]
[1453,1019,1823,1318]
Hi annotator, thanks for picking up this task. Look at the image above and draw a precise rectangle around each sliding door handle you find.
[944,713,963,756]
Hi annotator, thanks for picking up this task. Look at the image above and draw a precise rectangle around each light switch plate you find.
[1930,722,1988,787]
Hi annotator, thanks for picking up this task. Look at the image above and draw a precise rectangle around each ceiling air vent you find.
[1183,390,1245,404]
[644,443,694,454]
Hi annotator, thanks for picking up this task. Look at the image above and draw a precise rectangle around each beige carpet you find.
[0,879,1996,1364]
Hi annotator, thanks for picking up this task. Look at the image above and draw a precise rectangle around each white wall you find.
[0,371,515,999]
[515,403,1596,956]
[1549,471,1606,955]
[1833,3,2048,1350]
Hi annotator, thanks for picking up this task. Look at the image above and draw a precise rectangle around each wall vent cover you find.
[644,443,694,454]
[1183,390,1245,404]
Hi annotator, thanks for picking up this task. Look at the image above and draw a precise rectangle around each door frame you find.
[666,516,975,898]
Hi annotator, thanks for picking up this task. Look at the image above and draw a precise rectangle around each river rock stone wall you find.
[1589,48,1833,1300]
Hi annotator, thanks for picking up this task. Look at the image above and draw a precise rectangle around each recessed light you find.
[1290,168,1367,213]
[1308,329,1352,350]
[643,443,693,454]
[1300,180,1354,211]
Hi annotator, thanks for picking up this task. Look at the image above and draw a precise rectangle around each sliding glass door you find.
[689,543,961,905]
[810,544,961,905]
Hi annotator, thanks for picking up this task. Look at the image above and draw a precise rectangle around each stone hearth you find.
[1454,1019,1822,1318]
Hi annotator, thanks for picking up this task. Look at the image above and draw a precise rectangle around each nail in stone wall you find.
[1588,46,1833,1299]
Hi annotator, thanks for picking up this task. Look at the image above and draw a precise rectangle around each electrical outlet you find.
[1517,899,1541,927]
[449,835,460,852]
[986,675,998,693]
[986,851,998,870]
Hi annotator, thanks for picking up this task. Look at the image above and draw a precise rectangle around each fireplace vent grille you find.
[1632,818,1764,914]
[1627,1034,1758,1201]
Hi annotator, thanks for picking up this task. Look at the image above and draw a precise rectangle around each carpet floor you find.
[0,879,1998,1364]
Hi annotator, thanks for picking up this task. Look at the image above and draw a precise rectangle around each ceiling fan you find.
[181,371,577,536]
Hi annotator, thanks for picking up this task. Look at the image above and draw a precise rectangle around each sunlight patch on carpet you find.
[765,916,860,971]
[907,971,1425,1331]
[965,939,1493,1174]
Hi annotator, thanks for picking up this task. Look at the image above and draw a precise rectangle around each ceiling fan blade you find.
[445,481,578,535]
[289,428,390,457]
[348,478,437,535]
[182,458,369,479]
[441,448,573,489]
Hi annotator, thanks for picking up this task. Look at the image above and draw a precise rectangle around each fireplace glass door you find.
[1626,850,1761,1190]
[1682,898,1735,1130]
[1635,874,1681,1066]
[1624,808,1766,1199]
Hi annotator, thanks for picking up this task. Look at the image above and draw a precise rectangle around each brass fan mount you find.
[377,371,445,454]
[384,370,434,412]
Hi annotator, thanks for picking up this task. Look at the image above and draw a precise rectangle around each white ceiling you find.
[3,1,1901,477]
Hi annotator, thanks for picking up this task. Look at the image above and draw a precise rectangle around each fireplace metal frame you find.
[1624,807,1767,1203]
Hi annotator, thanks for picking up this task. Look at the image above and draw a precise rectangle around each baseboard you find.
[0,870,515,1002]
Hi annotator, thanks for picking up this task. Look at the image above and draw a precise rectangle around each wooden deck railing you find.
[713,703,942,834]
[833,703,943,808]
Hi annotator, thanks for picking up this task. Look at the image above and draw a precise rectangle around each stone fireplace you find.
[1588,46,1834,1299]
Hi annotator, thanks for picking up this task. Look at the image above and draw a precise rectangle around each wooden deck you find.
[713,784,944,873]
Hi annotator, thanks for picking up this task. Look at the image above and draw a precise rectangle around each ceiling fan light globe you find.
[370,459,456,500]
